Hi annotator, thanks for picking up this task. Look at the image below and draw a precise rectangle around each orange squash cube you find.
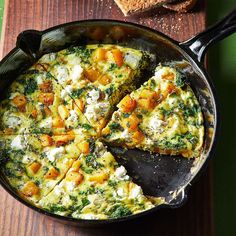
[127,114,140,131]
[88,172,108,184]
[45,167,60,179]
[98,74,111,85]
[118,95,136,113]
[71,160,81,172]
[12,94,27,112]
[39,80,53,92]
[21,181,39,197]
[111,49,123,67]
[31,109,38,118]
[77,141,90,155]
[66,171,83,185]
[38,93,54,105]
[93,48,107,62]
[52,116,65,128]
[29,162,42,174]
[132,130,145,144]
[139,89,159,100]
[40,134,54,147]
[137,98,156,111]
[84,67,101,82]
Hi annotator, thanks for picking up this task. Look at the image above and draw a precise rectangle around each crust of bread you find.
[163,0,197,12]
[114,0,174,16]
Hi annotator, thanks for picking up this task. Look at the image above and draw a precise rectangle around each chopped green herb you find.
[109,122,124,132]
[24,79,38,94]
[71,88,84,98]
[82,124,92,130]
[108,63,118,71]
[109,205,132,218]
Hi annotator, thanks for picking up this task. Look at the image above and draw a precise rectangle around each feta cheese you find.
[67,110,78,123]
[62,195,71,205]
[85,101,109,121]
[121,129,130,139]
[87,89,100,105]
[39,117,52,129]
[66,181,76,192]
[124,52,141,69]
[117,187,125,197]
[4,115,22,128]
[36,74,44,85]
[60,85,73,99]
[46,146,65,162]
[115,166,129,180]
[11,135,25,149]
[149,118,164,131]
[129,185,142,199]
[55,66,69,85]
[71,65,83,83]
[54,185,63,196]
[22,154,34,164]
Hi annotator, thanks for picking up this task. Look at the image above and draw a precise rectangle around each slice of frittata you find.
[102,65,204,158]
[38,44,148,134]
[0,134,88,203]
[0,63,96,136]
[38,140,156,219]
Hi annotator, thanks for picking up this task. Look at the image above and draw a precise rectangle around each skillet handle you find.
[180,9,236,63]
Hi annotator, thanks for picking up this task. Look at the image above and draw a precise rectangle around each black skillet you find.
[0,10,235,226]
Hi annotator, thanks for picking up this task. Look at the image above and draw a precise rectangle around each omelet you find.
[0,44,204,220]
[38,44,148,133]
[38,140,156,219]
[102,65,204,158]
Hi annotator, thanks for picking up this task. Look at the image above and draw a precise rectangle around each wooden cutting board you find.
[0,0,215,235]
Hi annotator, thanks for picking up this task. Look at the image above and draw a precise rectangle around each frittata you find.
[102,65,204,158]
[0,44,204,220]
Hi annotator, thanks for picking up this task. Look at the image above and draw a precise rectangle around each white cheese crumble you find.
[71,64,83,83]
[114,166,129,180]
[121,129,130,139]
[55,66,69,85]
[67,110,78,123]
[36,74,44,85]
[54,185,64,196]
[11,135,25,150]
[4,115,22,128]
[129,185,142,199]
[86,89,100,105]
[39,117,52,129]
[124,52,141,69]
[149,118,164,131]
[60,85,73,99]
[46,146,65,162]
[66,181,76,192]
[117,187,125,197]
[22,154,34,164]
[85,101,109,122]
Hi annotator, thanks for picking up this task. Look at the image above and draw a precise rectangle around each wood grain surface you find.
[0,0,215,236]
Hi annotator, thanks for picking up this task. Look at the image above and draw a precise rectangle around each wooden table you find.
[0,1,215,235]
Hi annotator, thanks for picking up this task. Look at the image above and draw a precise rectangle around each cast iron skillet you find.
[0,10,235,226]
